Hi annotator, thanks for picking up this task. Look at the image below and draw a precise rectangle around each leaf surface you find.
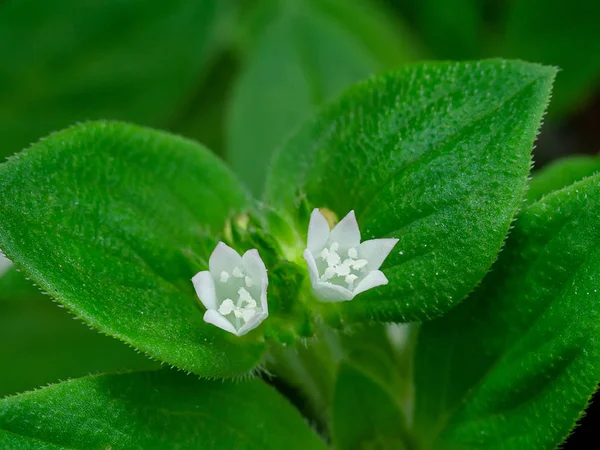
[527,155,600,204]
[266,59,555,322]
[0,370,327,450]
[413,173,600,449]
[0,122,262,378]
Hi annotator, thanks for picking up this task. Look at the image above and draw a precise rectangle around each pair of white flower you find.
[192,209,398,336]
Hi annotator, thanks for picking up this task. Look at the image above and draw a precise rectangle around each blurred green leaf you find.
[332,363,410,450]
[527,155,600,204]
[0,370,328,449]
[413,173,600,449]
[0,265,43,301]
[412,0,483,59]
[266,60,555,323]
[0,122,263,378]
[503,0,600,114]
[0,0,218,159]
[228,0,417,195]
[0,295,157,398]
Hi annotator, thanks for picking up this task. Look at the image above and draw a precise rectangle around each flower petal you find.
[307,209,331,254]
[192,271,217,310]
[314,281,354,302]
[358,238,399,270]
[237,311,268,336]
[353,270,389,297]
[203,309,238,335]
[259,275,269,313]
[303,249,320,286]
[242,249,268,284]
[209,242,243,279]
[329,210,361,248]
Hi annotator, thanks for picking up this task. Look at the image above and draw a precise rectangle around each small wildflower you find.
[303,209,398,302]
[192,242,268,336]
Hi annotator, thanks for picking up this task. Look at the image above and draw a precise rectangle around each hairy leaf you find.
[266,59,555,322]
[0,122,263,378]
[332,363,410,450]
[413,173,600,449]
[228,0,415,195]
[0,0,217,158]
[0,370,327,449]
[527,155,600,204]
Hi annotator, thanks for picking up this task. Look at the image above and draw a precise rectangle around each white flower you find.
[192,242,268,336]
[0,254,12,277]
[303,209,398,302]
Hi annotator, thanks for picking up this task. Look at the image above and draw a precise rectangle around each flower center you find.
[217,267,259,326]
[318,242,368,290]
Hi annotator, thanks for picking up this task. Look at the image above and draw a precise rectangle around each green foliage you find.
[411,0,483,59]
[527,155,600,204]
[266,59,555,323]
[227,0,417,194]
[332,363,410,450]
[0,122,264,378]
[0,295,157,398]
[0,370,327,449]
[0,0,218,159]
[504,0,600,114]
[413,173,600,449]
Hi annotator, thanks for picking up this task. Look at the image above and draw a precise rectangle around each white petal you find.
[243,249,270,315]
[307,209,331,254]
[353,270,389,297]
[242,249,268,284]
[237,311,268,336]
[209,242,243,279]
[358,238,399,270]
[313,281,354,302]
[258,270,269,313]
[192,271,217,310]
[203,309,238,335]
[329,210,361,248]
[303,249,320,286]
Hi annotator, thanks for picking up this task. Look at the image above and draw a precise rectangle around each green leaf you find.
[228,0,415,195]
[413,173,600,449]
[266,59,555,322]
[0,370,328,449]
[0,0,218,158]
[527,155,600,204]
[0,121,263,378]
[503,0,600,114]
[0,295,157,398]
[332,363,410,450]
